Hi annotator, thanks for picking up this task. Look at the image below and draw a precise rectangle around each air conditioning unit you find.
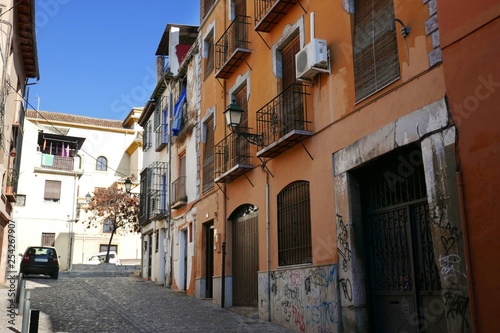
[295,38,328,81]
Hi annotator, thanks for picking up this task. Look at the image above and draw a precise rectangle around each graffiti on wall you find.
[259,265,339,333]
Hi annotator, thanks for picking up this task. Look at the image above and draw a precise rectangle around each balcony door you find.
[280,34,304,135]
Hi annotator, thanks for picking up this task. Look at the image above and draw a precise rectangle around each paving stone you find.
[1,274,296,333]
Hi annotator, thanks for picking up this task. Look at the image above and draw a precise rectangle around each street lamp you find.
[85,192,91,203]
[223,100,263,146]
[124,178,132,193]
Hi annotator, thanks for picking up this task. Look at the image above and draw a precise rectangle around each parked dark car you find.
[19,246,60,279]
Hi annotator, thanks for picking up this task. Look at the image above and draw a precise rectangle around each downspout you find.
[266,172,271,321]
[221,0,228,308]
[167,85,173,288]
[456,169,477,332]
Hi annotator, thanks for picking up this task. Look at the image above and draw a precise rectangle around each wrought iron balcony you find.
[256,83,312,158]
[40,154,75,171]
[215,131,254,183]
[215,15,251,79]
[171,176,187,209]
[254,0,300,33]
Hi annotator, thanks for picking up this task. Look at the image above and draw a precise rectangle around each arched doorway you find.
[231,204,259,306]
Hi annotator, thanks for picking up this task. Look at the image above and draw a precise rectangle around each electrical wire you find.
[0,0,24,18]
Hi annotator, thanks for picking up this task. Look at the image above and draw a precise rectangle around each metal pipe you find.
[456,170,477,332]
[310,12,315,40]
[21,290,31,333]
[266,175,271,321]
[18,278,25,314]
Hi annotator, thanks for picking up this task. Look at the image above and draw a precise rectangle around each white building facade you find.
[138,24,199,293]
[14,109,143,271]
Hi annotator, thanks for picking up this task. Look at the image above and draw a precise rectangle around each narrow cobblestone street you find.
[2,274,296,333]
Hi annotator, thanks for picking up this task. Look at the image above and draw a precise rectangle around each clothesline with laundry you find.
[42,139,72,157]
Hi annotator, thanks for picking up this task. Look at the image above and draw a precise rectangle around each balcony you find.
[254,0,299,33]
[215,15,251,79]
[215,132,255,184]
[171,176,187,209]
[40,154,75,171]
[5,168,18,203]
[256,83,312,159]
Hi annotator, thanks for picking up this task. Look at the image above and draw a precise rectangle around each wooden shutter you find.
[353,0,399,101]
[202,117,215,192]
[44,180,61,200]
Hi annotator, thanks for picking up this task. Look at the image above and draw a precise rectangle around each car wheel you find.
[51,272,59,279]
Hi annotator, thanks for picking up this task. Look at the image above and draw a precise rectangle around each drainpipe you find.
[167,87,173,288]
[266,173,271,321]
[221,0,228,308]
[456,169,477,332]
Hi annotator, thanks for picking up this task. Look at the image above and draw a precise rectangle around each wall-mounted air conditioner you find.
[295,38,329,81]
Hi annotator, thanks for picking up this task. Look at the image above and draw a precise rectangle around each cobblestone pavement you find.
[1,275,297,333]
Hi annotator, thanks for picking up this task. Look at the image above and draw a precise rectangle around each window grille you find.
[277,181,312,266]
[202,117,215,193]
[353,0,399,101]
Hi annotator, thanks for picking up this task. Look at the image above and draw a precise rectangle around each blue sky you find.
[27,1,200,120]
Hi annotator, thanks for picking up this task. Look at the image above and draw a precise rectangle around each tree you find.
[84,185,139,263]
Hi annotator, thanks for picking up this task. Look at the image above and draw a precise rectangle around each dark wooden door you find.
[206,223,214,298]
[232,209,259,306]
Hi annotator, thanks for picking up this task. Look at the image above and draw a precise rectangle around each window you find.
[155,232,159,253]
[202,116,215,192]
[143,120,153,151]
[99,244,118,253]
[103,218,114,233]
[15,194,26,206]
[201,0,216,19]
[155,99,169,150]
[204,31,215,78]
[353,0,399,101]
[41,233,55,247]
[277,181,312,266]
[44,180,61,202]
[96,156,107,171]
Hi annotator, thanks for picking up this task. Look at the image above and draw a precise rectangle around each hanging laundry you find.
[55,143,59,156]
[65,144,70,157]
[43,140,47,150]
[49,142,53,155]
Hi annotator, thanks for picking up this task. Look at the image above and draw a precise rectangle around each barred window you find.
[202,116,215,193]
[353,0,399,101]
[277,181,312,266]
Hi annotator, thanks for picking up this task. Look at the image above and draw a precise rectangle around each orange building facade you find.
[437,0,499,332]
[194,0,478,332]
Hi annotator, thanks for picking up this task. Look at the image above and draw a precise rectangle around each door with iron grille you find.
[359,145,447,332]
[232,205,259,306]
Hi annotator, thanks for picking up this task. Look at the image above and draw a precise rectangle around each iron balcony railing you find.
[40,155,75,171]
[215,15,251,79]
[254,0,299,32]
[256,83,311,157]
[215,132,254,183]
[171,176,187,208]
